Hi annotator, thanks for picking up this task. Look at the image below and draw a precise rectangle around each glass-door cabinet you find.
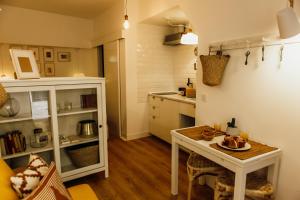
[0,78,108,182]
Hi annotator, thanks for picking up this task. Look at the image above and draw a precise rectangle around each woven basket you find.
[67,143,99,168]
[200,55,230,86]
[0,84,8,108]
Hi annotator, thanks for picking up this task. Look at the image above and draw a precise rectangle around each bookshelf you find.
[2,143,53,160]
[0,77,108,181]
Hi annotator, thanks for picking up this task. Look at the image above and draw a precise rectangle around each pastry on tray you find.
[222,135,246,149]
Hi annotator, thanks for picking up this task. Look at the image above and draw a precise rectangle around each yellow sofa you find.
[0,159,99,200]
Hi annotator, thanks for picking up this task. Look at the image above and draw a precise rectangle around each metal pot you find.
[78,120,97,138]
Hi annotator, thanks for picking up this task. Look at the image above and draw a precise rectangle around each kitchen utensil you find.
[245,50,251,65]
[78,120,97,138]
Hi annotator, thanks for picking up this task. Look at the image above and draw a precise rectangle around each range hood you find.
[163,32,183,46]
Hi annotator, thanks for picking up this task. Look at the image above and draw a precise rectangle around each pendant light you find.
[123,0,130,30]
[181,27,198,45]
[277,0,300,39]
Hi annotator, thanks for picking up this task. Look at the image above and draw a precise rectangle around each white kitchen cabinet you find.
[0,77,108,181]
[149,94,195,143]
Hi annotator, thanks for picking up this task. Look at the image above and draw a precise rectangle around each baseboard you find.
[125,132,150,141]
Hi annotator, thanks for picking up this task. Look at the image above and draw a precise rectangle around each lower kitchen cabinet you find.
[149,95,195,143]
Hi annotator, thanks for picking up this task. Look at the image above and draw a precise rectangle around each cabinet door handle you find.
[160,98,164,102]
[152,106,156,110]
[152,116,156,119]
[152,96,155,99]
[99,125,103,128]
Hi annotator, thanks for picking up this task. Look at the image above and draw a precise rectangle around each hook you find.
[209,46,212,56]
[262,45,265,62]
[244,40,251,66]
[280,45,284,62]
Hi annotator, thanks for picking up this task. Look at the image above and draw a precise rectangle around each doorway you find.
[102,40,125,139]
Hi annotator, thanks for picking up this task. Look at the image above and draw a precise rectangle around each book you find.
[0,137,6,156]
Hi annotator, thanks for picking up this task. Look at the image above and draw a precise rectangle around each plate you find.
[217,141,251,151]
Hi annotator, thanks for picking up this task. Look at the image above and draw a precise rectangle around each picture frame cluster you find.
[10,45,72,78]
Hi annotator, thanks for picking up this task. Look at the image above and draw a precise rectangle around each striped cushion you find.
[24,162,71,200]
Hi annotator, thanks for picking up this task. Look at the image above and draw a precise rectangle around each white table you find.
[171,128,281,200]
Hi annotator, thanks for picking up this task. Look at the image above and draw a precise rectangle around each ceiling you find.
[142,7,189,27]
[0,0,121,19]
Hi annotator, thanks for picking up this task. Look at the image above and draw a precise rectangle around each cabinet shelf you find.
[57,108,98,117]
[60,135,99,149]
[2,143,54,160]
[0,113,51,124]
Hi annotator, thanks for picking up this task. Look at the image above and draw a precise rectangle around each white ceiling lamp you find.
[123,0,130,30]
[277,0,300,39]
[181,27,198,45]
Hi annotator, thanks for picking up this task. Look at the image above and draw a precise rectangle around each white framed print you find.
[9,49,40,79]
[57,52,71,62]
[44,63,55,77]
[43,48,54,62]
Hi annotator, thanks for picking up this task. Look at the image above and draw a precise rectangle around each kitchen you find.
[136,7,199,142]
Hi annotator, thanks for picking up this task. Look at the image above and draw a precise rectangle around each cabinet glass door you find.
[55,86,103,178]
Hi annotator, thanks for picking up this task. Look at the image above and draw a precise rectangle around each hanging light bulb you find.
[181,28,198,45]
[123,14,130,30]
[277,0,300,39]
[123,0,130,30]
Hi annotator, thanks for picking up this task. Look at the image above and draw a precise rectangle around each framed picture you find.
[57,52,71,62]
[28,47,40,61]
[43,48,54,62]
[44,63,55,77]
[9,49,40,79]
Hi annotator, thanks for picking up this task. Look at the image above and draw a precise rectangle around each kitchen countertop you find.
[149,92,196,105]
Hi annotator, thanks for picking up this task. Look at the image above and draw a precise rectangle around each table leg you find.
[268,157,280,194]
[171,137,179,195]
[233,169,246,200]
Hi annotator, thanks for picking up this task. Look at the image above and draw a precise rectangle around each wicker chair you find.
[214,170,274,200]
[187,152,223,200]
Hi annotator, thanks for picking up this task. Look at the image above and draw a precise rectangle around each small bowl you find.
[202,132,215,141]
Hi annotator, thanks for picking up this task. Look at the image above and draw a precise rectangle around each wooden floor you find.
[65,136,213,200]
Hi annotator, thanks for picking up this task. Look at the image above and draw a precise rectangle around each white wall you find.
[137,24,175,103]
[173,45,197,88]
[0,5,93,48]
[180,0,300,199]
[92,2,124,46]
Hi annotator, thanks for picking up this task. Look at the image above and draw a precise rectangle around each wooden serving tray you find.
[177,126,225,141]
[210,141,278,160]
